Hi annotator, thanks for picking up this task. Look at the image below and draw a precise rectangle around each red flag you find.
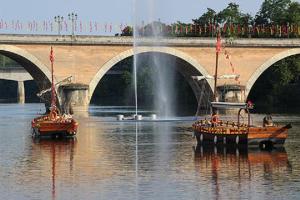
[49,46,56,108]
[50,47,54,62]
[216,36,221,53]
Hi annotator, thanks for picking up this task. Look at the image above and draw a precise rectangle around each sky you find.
[0,0,282,35]
[0,0,264,23]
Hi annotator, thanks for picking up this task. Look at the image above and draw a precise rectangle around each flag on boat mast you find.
[50,46,54,62]
[50,46,56,108]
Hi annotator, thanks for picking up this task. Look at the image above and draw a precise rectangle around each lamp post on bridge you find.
[54,15,64,35]
[68,12,78,39]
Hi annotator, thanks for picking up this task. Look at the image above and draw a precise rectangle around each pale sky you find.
[0,0,264,23]
[0,0,290,35]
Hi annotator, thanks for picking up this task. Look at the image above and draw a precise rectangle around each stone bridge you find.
[0,67,33,103]
[0,34,299,111]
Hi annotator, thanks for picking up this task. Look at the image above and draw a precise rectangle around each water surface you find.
[0,104,300,199]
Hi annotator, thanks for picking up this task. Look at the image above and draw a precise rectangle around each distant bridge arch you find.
[246,48,300,97]
[89,46,213,102]
[0,45,53,89]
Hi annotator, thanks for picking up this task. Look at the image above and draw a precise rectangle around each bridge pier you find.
[217,85,246,103]
[60,83,89,114]
[215,85,246,114]
[17,81,25,104]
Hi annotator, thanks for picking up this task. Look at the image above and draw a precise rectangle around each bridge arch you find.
[246,48,300,97]
[0,45,53,88]
[0,45,59,106]
[89,47,213,103]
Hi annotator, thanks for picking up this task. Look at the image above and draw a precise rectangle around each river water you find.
[0,103,300,199]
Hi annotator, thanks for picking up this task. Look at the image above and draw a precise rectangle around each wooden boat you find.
[192,35,291,148]
[192,102,291,148]
[31,47,78,138]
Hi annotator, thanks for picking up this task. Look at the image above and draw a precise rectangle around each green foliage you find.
[141,21,171,37]
[286,2,300,25]
[91,57,134,105]
[0,55,20,67]
[90,55,197,113]
[118,1,299,38]
[193,8,217,26]
[217,3,242,24]
[121,26,133,36]
[254,0,297,24]
[248,55,300,112]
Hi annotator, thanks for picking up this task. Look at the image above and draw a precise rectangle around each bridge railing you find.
[134,24,300,38]
[0,19,299,38]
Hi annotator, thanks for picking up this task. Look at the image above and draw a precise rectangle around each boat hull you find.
[194,125,288,147]
[247,126,288,146]
[32,117,78,138]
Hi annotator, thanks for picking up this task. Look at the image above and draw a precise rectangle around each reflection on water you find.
[194,145,292,199]
[0,104,300,199]
[31,139,77,200]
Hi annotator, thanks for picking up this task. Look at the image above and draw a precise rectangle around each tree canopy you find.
[122,0,300,38]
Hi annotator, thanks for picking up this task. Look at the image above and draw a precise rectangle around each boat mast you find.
[50,47,56,108]
[213,33,221,102]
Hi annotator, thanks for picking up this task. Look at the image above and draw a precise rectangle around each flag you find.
[50,47,54,62]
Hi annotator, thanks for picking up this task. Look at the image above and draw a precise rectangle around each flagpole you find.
[50,46,56,108]
[213,32,221,102]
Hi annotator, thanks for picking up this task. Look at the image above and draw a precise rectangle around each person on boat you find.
[263,114,274,127]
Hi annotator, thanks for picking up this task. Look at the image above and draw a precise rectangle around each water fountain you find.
[134,0,176,120]
[116,0,177,121]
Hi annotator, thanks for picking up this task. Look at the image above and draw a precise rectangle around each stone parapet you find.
[0,34,299,47]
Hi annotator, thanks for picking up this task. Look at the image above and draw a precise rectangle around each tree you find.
[217,3,242,24]
[286,2,300,25]
[248,55,300,111]
[193,8,217,26]
[255,0,292,24]
[121,26,133,36]
[0,55,20,68]
[141,21,171,37]
[239,13,253,26]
